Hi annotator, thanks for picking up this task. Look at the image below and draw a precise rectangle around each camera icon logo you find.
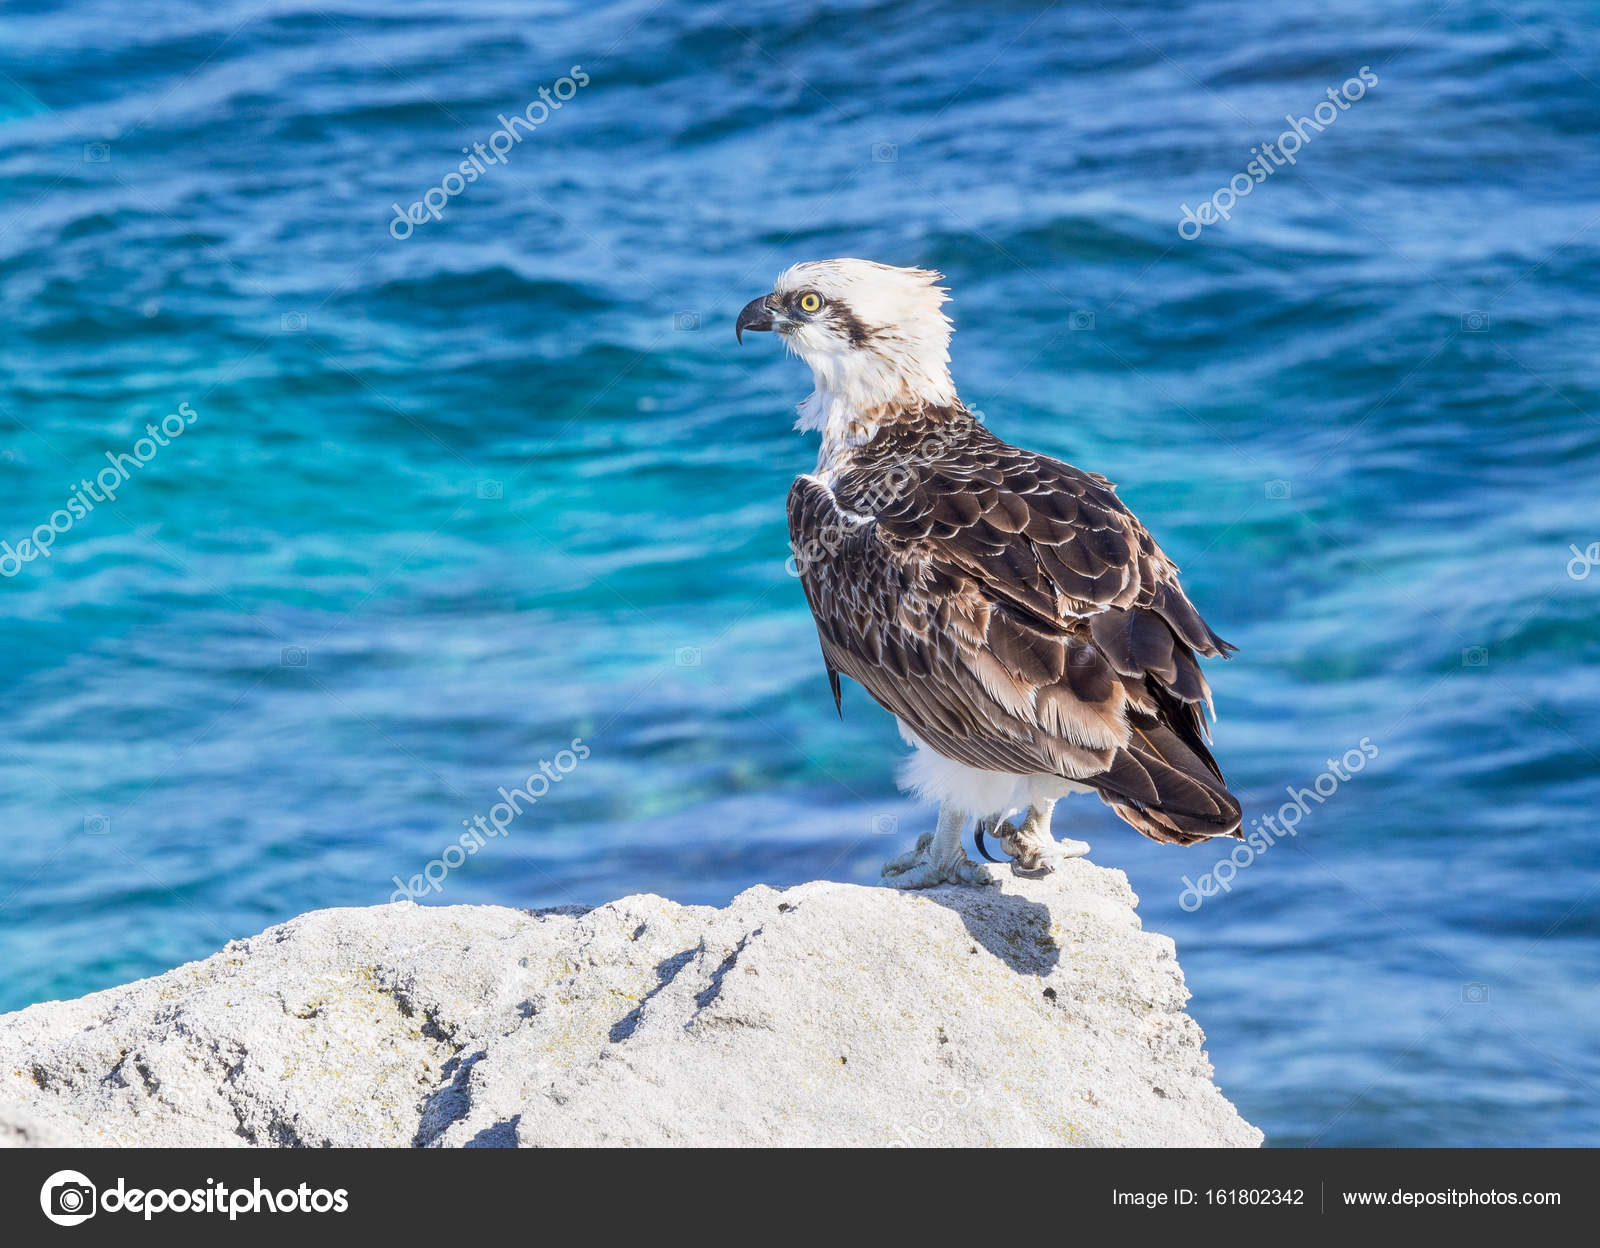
[1068,311,1095,331]
[871,142,898,163]
[83,143,110,163]
[674,646,701,668]
[672,312,700,331]
[870,813,899,836]
[83,814,112,836]
[280,311,307,332]
[41,1170,97,1226]
[476,479,503,500]
[1265,479,1293,500]
[281,646,308,667]
[1462,982,1490,1004]
[1461,646,1489,668]
[1461,311,1490,332]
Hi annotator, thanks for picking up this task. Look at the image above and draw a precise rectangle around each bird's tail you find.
[1087,709,1242,846]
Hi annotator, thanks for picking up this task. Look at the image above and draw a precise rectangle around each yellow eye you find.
[798,291,822,313]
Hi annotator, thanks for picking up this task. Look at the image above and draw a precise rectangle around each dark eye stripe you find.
[829,305,873,347]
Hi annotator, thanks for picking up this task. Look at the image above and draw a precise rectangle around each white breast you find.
[894,723,1092,818]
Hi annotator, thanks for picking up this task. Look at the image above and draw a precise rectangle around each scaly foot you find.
[881,831,997,889]
[981,814,1090,877]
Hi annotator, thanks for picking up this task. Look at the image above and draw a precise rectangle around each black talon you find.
[975,822,1003,863]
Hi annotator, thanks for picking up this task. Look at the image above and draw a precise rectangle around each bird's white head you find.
[736,258,956,439]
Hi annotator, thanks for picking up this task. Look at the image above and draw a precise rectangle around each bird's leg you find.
[990,798,1090,876]
[881,802,996,889]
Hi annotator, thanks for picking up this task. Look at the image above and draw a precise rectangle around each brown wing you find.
[788,421,1240,844]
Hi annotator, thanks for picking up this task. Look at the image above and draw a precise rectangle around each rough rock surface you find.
[0,862,1261,1147]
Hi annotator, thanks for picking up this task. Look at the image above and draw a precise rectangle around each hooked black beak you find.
[735,294,776,343]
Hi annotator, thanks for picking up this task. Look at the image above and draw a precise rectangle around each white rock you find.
[0,863,1261,1147]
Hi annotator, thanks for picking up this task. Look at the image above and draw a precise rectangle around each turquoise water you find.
[2,0,1598,1146]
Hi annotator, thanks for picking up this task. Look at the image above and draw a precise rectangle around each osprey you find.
[737,259,1242,888]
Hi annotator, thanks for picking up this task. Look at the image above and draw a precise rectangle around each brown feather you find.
[788,406,1240,843]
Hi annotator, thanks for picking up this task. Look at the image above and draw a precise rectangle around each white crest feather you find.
[770,259,956,447]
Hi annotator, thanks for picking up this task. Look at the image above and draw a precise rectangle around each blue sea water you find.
[2,0,1598,1146]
